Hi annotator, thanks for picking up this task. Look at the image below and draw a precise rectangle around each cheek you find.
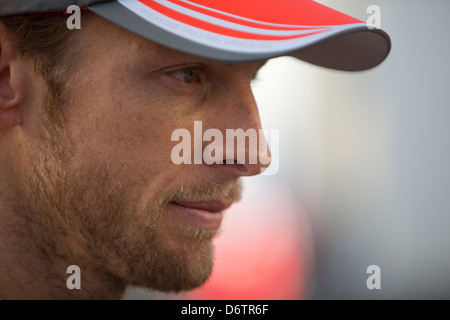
[108,104,179,174]
[64,65,203,194]
[65,94,186,201]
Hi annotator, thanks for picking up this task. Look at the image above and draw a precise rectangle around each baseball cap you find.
[0,0,391,71]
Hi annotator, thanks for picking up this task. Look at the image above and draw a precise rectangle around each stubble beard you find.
[22,110,242,295]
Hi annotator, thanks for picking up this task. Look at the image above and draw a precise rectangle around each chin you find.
[123,233,216,293]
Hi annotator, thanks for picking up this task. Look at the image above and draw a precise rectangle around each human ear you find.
[0,22,24,128]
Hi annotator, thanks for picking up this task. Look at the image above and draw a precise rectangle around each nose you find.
[205,83,272,177]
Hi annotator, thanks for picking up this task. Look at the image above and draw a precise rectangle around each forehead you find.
[80,13,267,70]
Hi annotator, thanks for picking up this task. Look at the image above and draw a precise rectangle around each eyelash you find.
[168,67,202,84]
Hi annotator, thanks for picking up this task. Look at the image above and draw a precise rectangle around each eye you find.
[168,67,200,84]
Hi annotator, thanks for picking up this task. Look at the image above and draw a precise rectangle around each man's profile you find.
[0,0,391,299]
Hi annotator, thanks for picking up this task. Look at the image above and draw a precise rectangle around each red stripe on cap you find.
[138,0,329,41]
[171,0,362,26]
[164,0,320,31]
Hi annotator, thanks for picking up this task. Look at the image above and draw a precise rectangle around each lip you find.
[168,200,233,229]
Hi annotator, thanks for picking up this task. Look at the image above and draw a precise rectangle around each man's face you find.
[18,15,269,292]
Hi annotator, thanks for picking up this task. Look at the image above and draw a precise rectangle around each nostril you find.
[219,159,248,172]
[224,159,243,165]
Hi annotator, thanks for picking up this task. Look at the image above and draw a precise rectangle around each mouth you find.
[168,199,233,229]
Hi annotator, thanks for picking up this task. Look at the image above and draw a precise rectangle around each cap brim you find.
[89,0,391,71]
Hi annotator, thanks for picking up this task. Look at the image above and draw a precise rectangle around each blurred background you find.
[125,0,450,299]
